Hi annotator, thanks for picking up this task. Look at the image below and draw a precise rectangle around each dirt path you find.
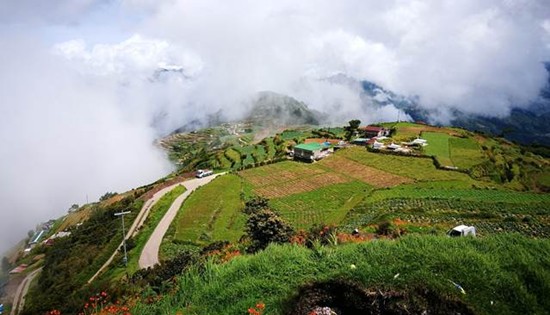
[139,173,225,269]
[87,181,187,284]
[10,268,41,315]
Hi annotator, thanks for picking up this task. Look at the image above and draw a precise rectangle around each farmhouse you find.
[360,126,390,138]
[293,143,330,161]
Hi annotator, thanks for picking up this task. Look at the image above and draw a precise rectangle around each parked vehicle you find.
[447,225,476,237]
[195,169,214,178]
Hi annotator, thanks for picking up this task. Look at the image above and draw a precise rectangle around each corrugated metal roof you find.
[294,143,323,151]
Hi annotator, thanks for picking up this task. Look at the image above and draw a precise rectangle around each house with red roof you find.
[360,126,389,138]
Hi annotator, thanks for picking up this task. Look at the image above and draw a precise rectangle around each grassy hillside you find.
[133,234,550,315]
[13,121,549,315]
[168,174,245,246]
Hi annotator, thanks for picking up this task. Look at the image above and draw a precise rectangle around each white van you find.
[196,169,214,178]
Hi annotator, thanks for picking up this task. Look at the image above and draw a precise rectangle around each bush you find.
[246,210,295,252]
[243,197,270,215]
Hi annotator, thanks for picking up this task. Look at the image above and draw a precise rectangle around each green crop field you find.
[343,197,550,237]
[449,137,486,169]
[422,132,454,166]
[368,185,550,203]
[172,174,245,244]
[338,147,473,182]
[263,138,276,159]
[270,181,372,229]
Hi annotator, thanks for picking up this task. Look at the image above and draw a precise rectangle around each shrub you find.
[246,210,295,252]
[243,197,270,215]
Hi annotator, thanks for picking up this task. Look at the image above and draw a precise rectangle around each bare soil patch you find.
[286,280,474,315]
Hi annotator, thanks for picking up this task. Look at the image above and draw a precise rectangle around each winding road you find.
[9,173,225,311]
[10,268,42,315]
[139,173,224,269]
[88,181,188,283]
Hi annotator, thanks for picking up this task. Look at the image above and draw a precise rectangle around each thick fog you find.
[1,0,550,254]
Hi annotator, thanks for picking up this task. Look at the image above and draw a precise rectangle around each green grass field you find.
[172,174,245,244]
[422,132,454,166]
[368,185,550,203]
[449,137,486,169]
[133,235,550,315]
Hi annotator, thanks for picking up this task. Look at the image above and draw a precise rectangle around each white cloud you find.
[131,0,549,120]
[0,36,173,254]
[53,35,203,77]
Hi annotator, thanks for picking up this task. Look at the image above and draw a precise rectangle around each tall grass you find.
[133,234,550,315]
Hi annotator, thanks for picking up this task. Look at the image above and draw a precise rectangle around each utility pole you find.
[114,211,131,267]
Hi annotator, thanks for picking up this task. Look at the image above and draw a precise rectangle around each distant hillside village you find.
[8,220,73,276]
[291,124,428,163]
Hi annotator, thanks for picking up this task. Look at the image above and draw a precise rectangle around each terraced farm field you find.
[270,181,371,229]
[318,155,413,187]
[240,161,355,199]
[172,174,245,244]
[339,147,473,182]
[254,172,351,198]
[343,197,550,237]
[390,122,462,141]
[369,186,550,203]
[239,161,324,188]
[239,159,374,228]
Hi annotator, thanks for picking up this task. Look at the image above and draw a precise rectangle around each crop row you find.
[369,188,550,204]
[342,198,550,237]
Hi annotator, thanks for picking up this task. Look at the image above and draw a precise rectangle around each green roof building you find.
[293,142,330,161]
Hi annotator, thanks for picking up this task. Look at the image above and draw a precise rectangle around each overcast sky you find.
[1,0,550,254]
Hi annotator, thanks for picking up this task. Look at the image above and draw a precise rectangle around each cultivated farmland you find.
[338,147,473,182]
[239,159,374,228]
[171,174,245,244]
[318,155,413,187]
[239,161,325,188]
[270,181,371,229]
[343,197,550,237]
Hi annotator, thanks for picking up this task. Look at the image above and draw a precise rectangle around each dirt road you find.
[139,173,224,269]
[10,268,41,315]
[87,181,187,284]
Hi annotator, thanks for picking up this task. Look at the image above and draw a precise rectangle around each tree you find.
[99,192,118,201]
[344,119,361,141]
[243,197,270,215]
[246,209,294,252]
[68,204,79,213]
